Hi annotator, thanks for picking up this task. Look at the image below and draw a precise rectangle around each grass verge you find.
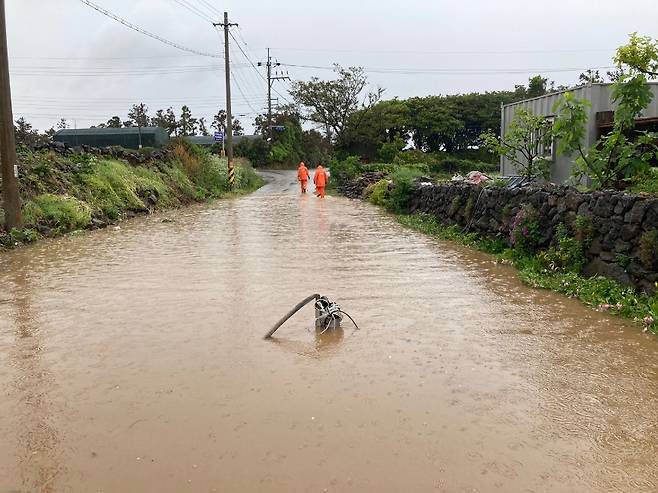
[1,143,263,249]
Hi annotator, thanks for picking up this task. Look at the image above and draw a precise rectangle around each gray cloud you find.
[7,0,658,133]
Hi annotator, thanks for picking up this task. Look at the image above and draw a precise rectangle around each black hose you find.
[341,310,360,330]
[263,294,320,339]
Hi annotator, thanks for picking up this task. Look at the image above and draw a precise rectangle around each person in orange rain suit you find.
[313,165,329,198]
[297,161,310,194]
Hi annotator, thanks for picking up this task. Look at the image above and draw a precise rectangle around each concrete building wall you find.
[500,83,658,184]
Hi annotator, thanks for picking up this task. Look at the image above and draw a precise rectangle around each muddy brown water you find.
[1,170,657,493]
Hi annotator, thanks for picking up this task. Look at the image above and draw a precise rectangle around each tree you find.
[290,65,383,145]
[552,34,658,189]
[152,108,177,135]
[527,75,550,98]
[481,108,553,179]
[43,127,57,141]
[211,109,243,136]
[212,109,227,133]
[14,117,40,146]
[127,103,150,128]
[614,32,658,78]
[302,129,332,165]
[177,105,197,136]
[232,119,244,136]
[197,117,210,136]
[56,118,68,130]
[578,69,605,85]
[341,98,409,159]
[406,96,464,153]
[106,116,122,128]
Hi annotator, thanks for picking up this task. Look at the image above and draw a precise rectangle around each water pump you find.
[264,294,358,339]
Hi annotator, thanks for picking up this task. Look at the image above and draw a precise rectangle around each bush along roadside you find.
[0,140,263,249]
[330,157,658,334]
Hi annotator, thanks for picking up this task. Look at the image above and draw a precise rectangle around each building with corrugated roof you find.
[53,127,170,149]
[500,82,658,184]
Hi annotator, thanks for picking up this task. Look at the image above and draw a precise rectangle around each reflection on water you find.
[4,268,63,492]
[0,170,657,492]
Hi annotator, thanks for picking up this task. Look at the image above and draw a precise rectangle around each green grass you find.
[2,144,263,248]
[24,194,92,232]
[396,213,658,333]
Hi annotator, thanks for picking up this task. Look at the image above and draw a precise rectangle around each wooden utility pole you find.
[214,12,238,188]
[0,0,21,229]
[258,49,290,142]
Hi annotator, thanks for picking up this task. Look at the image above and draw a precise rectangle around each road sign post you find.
[214,131,225,157]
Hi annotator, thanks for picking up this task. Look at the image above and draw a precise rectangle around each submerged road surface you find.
[1,171,657,492]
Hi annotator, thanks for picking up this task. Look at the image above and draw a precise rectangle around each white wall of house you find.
[500,82,658,184]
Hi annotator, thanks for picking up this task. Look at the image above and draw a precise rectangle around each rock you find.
[91,218,106,229]
[625,201,647,224]
[36,224,52,236]
[577,202,592,216]
[593,197,614,217]
[583,258,631,286]
[614,239,632,253]
[565,192,583,211]
[621,224,639,242]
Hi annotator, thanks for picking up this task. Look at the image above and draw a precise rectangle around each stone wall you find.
[31,141,172,165]
[405,183,658,293]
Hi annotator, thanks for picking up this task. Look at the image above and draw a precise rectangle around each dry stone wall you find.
[406,183,658,293]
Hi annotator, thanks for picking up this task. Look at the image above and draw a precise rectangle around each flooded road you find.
[1,170,657,492]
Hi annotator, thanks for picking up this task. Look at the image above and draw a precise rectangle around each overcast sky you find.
[7,0,658,134]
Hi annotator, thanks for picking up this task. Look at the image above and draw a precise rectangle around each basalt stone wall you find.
[31,141,173,165]
[406,183,658,293]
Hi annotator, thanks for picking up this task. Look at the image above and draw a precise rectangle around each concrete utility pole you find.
[258,49,290,142]
[0,0,21,229]
[214,12,238,188]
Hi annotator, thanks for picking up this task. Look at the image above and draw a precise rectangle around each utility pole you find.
[0,0,21,229]
[258,49,290,142]
[213,12,238,188]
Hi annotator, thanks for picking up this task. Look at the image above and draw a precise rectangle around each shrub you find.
[234,138,270,167]
[573,215,595,246]
[387,167,424,212]
[364,179,390,207]
[538,223,588,273]
[377,137,406,162]
[330,155,361,183]
[392,149,427,165]
[509,204,540,254]
[629,167,658,195]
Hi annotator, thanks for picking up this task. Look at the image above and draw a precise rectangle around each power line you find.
[261,46,617,56]
[77,0,221,59]
[168,0,212,23]
[280,63,617,75]
[228,29,293,105]
[194,0,222,17]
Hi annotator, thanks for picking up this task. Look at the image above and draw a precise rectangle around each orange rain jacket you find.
[298,163,310,181]
[313,166,328,188]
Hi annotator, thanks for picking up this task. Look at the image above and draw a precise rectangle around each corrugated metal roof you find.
[502,82,658,109]
[55,126,168,136]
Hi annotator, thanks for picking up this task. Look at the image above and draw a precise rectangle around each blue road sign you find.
[214,131,224,142]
